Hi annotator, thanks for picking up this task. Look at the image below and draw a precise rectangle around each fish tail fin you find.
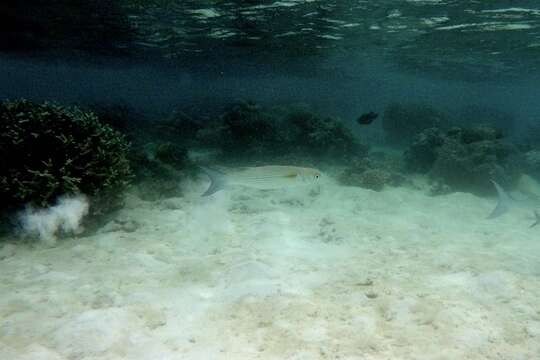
[530,210,540,228]
[199,166,227,196]
[487,180,511,219]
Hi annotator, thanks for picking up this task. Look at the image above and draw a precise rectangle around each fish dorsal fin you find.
[487,180,511,219]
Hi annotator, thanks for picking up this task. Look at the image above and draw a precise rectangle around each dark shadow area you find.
[0,0,133,56]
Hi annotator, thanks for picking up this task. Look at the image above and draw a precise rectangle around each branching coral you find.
[0,99,132,211]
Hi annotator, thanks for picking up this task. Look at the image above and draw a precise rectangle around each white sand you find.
[1,176,539,359]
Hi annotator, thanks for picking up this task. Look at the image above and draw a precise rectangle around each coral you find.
[219,101,281,155]
[0,99,132,211]
[338,156,406,191]
[285,110,365,158]
[125,142,195,201]
[156,111,204,146]
[428,181,452,196]
[353,169,390,191]
[134,178,182,202]
[455,105,515,135]
[404,127,445,172]
[89,104,146,137]
[382,103,448,145]
[404,125,522,195]
[459,126,502,144]
[196,101,367,162]
[524,150,540,180]
[523,123,540,150]
[154,143,188,169]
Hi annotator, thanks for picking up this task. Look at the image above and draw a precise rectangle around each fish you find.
[487,180,511,219]
[488,179,540,228]
[200,165,322,196]
[356,111,378,125]
[530,211,540,228]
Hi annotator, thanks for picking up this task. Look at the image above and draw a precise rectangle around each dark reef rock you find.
[404,127,445,173]
[134,178,183,202]
[338,155,407,191]
[156,111,204,147]
[382,103,448,145]
[524,150,540,180]
[285,109,364,158]
[523,123,540,150]
[428,181,452,196]
[459,126,503,144]
[126,144,194,201]
[219,102,280,156]
[154,143,188,170]
[0,99,132,211]
[455,105,515,135]
[89,104,145,137]
[195,102,367,162]
[404,125,522,195]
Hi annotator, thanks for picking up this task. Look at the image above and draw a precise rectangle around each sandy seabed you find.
[1,175,539,360]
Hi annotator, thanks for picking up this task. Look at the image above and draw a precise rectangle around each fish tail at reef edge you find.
[487,180,511,219]
[530,211,540,228]
[199,166,227,196]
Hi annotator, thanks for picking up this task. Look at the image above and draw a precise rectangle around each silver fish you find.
[200,165,322,196]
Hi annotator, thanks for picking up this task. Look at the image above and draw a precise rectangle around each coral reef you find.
[524,150,540,181]
[156,111,204,147]
[196,101,367,162]
[286,110,363,158]
[89,104,145,138]
[89,103,199,200]
[0,99,132,211]
[382,103,448,145]
[126,141,196,202]
[403,127,445,173]
[218,102,281,156]
[154,143,188,170]
[455,105,515,135]
[522,123,540,151]
[404,125,521,195]
[338,155,407,191]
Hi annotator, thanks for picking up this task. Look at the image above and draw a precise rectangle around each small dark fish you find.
[530,210,540,228]
[357,111,378,125]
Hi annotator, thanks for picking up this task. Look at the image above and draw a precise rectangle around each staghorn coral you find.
[0,99,132,212]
